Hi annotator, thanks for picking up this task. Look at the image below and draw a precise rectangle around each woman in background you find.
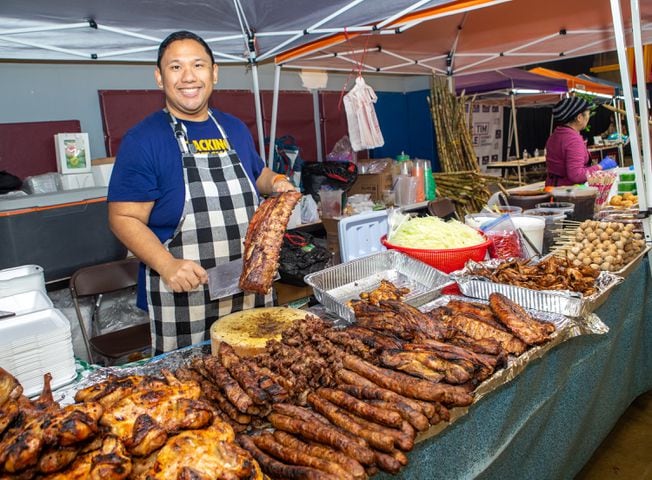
[545,97,617,187]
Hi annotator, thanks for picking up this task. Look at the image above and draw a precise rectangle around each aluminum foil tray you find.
[304,250,453,323]
[452,259,623,318]
[614,245,650,278]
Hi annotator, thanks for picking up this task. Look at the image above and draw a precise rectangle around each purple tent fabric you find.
[455,68,568,95]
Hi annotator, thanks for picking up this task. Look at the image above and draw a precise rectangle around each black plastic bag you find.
[301,161,358,202]
[278,231,332,286]
[0,170,22,194]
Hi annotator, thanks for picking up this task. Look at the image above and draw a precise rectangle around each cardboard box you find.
[91,157,116,166]
[321,217,341,264]
[274,281,314,306]
[348,162,394,202]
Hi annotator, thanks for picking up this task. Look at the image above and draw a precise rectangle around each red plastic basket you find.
[381,234,491,273]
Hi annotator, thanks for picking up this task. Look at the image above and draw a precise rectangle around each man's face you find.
[154,39,218,121]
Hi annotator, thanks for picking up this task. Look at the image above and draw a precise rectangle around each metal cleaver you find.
[207,258,244,300]
[206,258,281,300]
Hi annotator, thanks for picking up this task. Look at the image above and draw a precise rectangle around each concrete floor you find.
[576,390,652,479]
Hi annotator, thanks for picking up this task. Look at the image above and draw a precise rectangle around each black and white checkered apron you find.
[146,111,273,354]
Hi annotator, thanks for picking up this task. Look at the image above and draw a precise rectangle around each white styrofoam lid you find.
[0,290,53,316]
[0,308,71,348]
[0,265,44,282]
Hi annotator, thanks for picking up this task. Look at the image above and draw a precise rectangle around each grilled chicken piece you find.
[0,401,103,474]
[40,435,131,480]
[140,421,260,480]
[100,370,213,457]
[74,375,168,409]
[0,369,22,407]
[0,400,19,437]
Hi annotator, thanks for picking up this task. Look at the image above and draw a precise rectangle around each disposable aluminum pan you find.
[304,250,453,323]
[452,259,623,318]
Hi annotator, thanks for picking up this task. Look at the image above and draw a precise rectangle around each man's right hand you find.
[160,258,208,292]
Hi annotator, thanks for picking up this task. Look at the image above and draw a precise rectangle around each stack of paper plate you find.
[0,307,76,397]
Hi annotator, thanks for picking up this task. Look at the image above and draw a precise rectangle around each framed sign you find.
[55,133,91,174]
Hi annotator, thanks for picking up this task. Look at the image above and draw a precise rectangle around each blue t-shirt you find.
[108,109,265,309]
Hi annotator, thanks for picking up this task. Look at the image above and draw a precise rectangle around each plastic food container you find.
[619,172,636,182]
[523,208,566,254]
[511,215,546,254]
[493,205,523,215]
[535,202,575,220]
[505,191,552,211]
[551,187,599,221]
[618,181,637,193]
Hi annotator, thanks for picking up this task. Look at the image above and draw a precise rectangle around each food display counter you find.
[1,191,650,479]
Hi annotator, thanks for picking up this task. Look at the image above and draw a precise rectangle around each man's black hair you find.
[157,31,215,68]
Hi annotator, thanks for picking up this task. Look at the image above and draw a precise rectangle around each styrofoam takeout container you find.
[0,290,53,316]
[0,265,46,299]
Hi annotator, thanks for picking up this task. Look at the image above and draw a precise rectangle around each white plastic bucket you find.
[511,215,545,254]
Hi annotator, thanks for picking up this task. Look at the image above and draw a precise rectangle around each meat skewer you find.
[272,431,367,480]
[252,432,354,480]
[342,354,474,406]
[268,413,376,466]
[238,434,339,480]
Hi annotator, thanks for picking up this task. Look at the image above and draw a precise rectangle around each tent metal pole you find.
[511,93,522,184]
[268,64,282,169]
[312,90,324,162]
[609,0,651,264]
[630,0,652,197]
[250,62,266,158]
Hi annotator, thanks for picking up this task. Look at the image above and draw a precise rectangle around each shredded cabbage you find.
[389,216,484,249]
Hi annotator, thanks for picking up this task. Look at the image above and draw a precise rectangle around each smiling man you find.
[107,31,295,354]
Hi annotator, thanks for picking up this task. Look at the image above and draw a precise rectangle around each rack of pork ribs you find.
[239,190,302,295]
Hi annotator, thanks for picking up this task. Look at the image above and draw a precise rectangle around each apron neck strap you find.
[166,109,229,155]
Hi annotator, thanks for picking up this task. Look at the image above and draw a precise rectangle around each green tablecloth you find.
[381,258,652,479]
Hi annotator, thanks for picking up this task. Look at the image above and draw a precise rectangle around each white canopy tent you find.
[0,0,466,157]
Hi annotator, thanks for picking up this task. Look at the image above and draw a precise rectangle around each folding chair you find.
[69,257,151,365]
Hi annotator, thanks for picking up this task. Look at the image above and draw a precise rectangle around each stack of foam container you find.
[0,265,76,397]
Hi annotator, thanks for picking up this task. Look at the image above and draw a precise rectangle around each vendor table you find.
[379,258,652,480]
[485,156,546,183]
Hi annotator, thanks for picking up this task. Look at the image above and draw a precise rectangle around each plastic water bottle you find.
[424,161,436,200]
[534,148,540,158]
[522,149,529,159]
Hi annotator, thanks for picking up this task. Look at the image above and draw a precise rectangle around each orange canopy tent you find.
[275,0,652,77]
[528,67,616,97]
